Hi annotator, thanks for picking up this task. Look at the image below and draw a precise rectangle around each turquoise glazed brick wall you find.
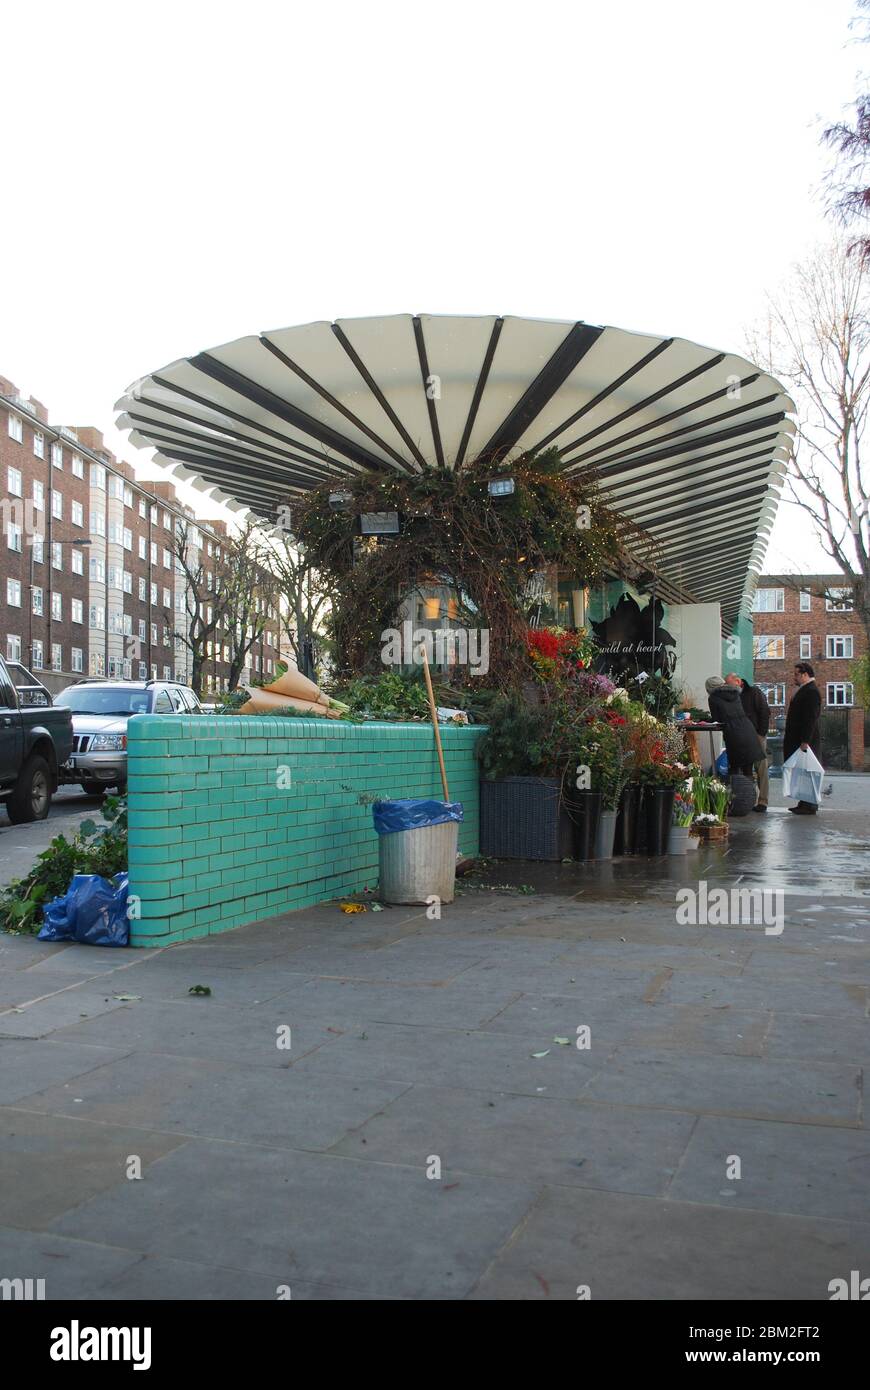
[126,715,483,947]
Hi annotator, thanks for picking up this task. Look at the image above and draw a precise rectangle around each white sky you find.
[0,0,862,574]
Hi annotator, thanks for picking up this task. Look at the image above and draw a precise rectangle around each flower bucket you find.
[614,783,641,856]
[668,825,690,855]
[594,809,618,860]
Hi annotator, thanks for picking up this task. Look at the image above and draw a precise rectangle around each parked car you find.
[54,679,202,795]
[0,654,73,822]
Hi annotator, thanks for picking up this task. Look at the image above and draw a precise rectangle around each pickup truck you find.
[0,655,73,822]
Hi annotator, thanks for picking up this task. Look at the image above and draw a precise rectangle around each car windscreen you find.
[55,688,151,716]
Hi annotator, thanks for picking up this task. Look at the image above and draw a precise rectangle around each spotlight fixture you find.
[328,491,353,511]
[488,476,515,498]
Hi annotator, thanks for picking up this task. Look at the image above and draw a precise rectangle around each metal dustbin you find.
[373,799,464,905]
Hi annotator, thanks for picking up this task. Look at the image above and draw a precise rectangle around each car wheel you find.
[80,781,105,797]
[7,755,52,823]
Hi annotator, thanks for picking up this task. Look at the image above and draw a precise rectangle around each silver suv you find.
[55,679,202,795]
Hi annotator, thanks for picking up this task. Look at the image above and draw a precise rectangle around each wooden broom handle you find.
[419,644,450,802]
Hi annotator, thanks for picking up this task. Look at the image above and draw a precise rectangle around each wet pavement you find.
[0,774,868,1300]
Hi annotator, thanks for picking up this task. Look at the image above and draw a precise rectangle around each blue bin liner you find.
[372,799,464,835]
[715,750,729,777]
[38,873,130,947]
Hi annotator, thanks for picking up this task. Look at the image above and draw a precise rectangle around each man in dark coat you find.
[706,676,764,776]
[726,673,771,812]
[783,662,823,816]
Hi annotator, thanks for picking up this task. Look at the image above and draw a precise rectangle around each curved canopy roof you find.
[115,314,795,626]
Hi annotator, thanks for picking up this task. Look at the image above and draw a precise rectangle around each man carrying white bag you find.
[782,662,823,816]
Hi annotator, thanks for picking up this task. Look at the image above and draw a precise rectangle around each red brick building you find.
[751,574,866,769]
[1,375,280,696]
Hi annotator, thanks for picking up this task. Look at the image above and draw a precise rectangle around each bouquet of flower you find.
[672,792,694,827]
[692,774,729,823]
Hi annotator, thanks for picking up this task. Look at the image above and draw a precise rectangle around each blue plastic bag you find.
[39,873,129,947]
[715,750,729,777]
[372,799,464,835]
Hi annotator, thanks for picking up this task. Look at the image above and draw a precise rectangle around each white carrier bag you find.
[782,747,824,805]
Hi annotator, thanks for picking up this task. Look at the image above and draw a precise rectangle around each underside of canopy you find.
[115,314,795,628]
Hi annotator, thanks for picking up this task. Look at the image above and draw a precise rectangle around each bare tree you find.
[222,520,280,689]
[823,0,870,260]
[749,243,870,643]
[173,519,233,695]
[267,533,330,677]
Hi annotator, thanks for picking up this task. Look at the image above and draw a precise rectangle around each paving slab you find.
[17,1050,413,1152]
[50,1138,538,1299]
[47,998,348,1070]
[331,1085,696,1196]
[0,990,130,1039]
[482,995,771,1058]
[584,1046,861,1126]
[0,1109,189,1229]
[658,969,869,1018]
[0,1225,146,1298]
[289,1021,605,1098]
[468,1186,870,1300]
[265,975,522,1029]
[764,1011,870,1067]
[0,1039,132,1106]
[669,1114,870,1224]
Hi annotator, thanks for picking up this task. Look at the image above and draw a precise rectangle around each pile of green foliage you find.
[0,796,127,936]
[334,671,431,720]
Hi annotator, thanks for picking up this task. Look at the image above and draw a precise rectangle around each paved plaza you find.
[1,777,869,1300]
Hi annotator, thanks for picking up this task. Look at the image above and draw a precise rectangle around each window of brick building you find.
[32,640,43,669]
[827,682,854,706]
[6,578,21,606]
[71,548,83,576]
[51,592,62,620]
[753,588,784,613]
[753,635,784,660]
[72,455,84,478]
[34,431,45,458]
[799,634,811,660]
[7,466,22,495]
[826,588,854,612]
[826,635,854,659]
[72,599,83,623]
[51,642,62,670]
[6,634,21,661]
[32,587,43,615]
[71,648,83,673]
[799,591,811,611]
[51,442,63,469]
[8,413,23,442]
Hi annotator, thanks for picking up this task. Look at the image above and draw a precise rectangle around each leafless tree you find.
[748,243,870,644]
[172,519,233,695]
[222,520,280,690]
[823,0,870,260]
[267,532,330,676]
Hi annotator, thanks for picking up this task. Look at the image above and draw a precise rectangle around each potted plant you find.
[668,783,695,854]
[571,712,633,859]
[476,665,612,861]
[691,775,730,842]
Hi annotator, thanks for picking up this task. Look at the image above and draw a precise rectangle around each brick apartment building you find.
[1,375,281,697]
[751,574,866,768]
